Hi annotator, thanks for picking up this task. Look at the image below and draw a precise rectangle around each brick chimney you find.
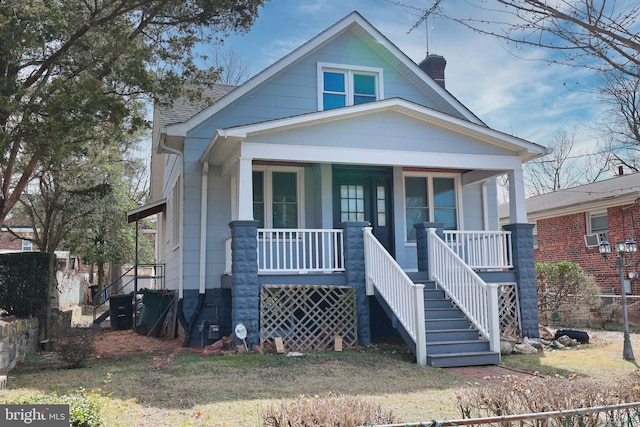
[418,54,446,89]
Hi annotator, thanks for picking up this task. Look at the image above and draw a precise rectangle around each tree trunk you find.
[110,264,122,294]
[43,252,56,351]
[97,262,105,304]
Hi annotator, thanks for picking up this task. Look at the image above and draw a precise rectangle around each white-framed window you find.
[253,166,304,228]
[403,173,459,242]
[317,62,383,111]
[532,222,538,248]
[21,239,33,251]
[587,210,609,241]
[172,177,181,247]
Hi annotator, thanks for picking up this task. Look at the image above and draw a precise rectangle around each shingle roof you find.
[156,84,237,128]
[499,172,640,219]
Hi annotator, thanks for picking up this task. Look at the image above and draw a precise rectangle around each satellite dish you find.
[235,323,247,340]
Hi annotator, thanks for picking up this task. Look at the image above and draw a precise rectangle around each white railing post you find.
[427,228,436,281]
[487,283,501,358]
[414,283,426,365]
[363,227,374,295]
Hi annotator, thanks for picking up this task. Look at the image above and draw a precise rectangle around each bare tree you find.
[431,1,640,78]
[210,47,252,85]
[597,70,640,172]
[524,123,607,195]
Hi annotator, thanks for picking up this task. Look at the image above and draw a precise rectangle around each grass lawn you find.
[1,328,639,426]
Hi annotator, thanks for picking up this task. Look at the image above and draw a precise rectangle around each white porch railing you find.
[257,229,345,274]
[443,230,513,270]
[428,228,501,354]
[363,227,426,365]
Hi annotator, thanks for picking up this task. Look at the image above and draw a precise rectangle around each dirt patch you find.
[93,329,184,358]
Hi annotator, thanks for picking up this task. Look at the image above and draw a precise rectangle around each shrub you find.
[536,261,601,326]
[55,327,98,369]
[9,388,107,427]
[456,373,640,426]
[261,392,396,427]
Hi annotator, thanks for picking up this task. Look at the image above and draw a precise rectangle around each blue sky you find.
[214,0,604,152]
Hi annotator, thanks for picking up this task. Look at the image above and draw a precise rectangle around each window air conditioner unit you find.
[584,233,600,248]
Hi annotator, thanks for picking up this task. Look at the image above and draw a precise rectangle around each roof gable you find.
[201,98,548,164]
[164,11,483,138]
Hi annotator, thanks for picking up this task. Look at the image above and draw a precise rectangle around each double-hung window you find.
[404,173,459,241]
[588,211,609,242]
[318,63,382,110]
[22,239,33,251]
[253,167,304,229]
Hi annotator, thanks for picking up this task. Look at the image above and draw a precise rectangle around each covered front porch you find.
[223,219,533,366]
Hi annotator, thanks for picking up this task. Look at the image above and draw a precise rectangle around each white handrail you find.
[443,230,513,270]
[257,229,344,273]
[428,228,501,354]
[363,227,426,365]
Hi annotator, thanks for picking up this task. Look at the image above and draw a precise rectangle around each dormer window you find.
[318,63,383,111]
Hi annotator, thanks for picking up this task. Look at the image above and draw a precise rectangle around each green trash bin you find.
[136,289,173,337]
[109,293,134,331]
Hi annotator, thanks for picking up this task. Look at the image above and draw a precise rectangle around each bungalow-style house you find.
[149,11,549,367]
[499,171,640,295]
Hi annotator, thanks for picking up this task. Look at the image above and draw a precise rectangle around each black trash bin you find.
[89,285,98,303]
[136,289,173,337]
[109,292,134,330]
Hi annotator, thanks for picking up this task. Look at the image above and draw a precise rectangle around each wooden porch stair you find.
[421,281,500,368]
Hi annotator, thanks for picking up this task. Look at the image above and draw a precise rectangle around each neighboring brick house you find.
[0,222,38,253]
[499,172,640,295]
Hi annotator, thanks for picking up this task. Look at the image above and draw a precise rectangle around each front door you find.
[332,166,394,256]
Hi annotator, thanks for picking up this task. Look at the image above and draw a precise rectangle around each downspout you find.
[159,133,184,299]
[178,162,210,346]
[179,162,209,346]
[159,134,191,339]
[199,162,208,294]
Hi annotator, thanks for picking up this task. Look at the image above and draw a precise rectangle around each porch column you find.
[507,168,528,224]
[236,156,254,220]
[415,222,444,276]
[503,222,539,338]
[229,220,260,348]
[341,221,370,346]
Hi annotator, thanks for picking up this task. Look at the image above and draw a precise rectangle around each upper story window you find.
[253,166,304,229]
[318,63,383,111]
[404,173,459,242]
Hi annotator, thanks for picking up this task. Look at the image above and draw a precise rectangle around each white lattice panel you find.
[260,284,357,351]
[499,283,521,339]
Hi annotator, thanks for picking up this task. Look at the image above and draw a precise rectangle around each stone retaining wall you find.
[0,317,39,372]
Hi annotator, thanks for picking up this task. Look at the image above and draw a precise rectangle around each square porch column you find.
[340,221,370,346]
[229,220,260,348]
[414,222,444,276]
[503,223,539,338]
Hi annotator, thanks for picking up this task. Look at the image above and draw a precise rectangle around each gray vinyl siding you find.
[188,31,469,142]
[162,153,182,292]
